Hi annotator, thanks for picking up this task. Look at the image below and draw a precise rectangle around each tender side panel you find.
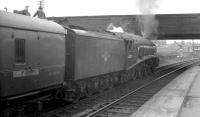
[74,35,126,80]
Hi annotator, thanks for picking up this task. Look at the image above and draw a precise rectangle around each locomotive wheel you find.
[128,72,132,80]
[132,69,137,80]
[85,80,95,97]
[125,73,129,81]
[108,77,114,89]
[105,75,113,90]
[111,73,119,86]
[71,92,81,103]
[137,70,142,79]
[147,65,152,75]
[120,73,126,83]
[99,76,108,92]
[98,79,105,93]
[93,78,100,93]
[72,84,81,103]
[85,88,93,98]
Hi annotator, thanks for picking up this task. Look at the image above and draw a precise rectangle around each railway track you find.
[155,58,198,73]
[84,59,200,117]
[40,59,199,117]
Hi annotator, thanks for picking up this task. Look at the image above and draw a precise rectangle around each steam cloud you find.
[106,17,135,33]
[106,17,125,33]
[136,0,159,39]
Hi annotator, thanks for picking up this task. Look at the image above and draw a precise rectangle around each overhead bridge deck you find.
[49,13,200,40]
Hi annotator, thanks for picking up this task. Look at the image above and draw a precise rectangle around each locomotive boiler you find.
[0,11,159,116]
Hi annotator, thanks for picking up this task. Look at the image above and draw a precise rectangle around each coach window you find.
[15,39,26,63]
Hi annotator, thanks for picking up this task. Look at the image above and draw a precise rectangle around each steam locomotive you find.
[0,11,158,115]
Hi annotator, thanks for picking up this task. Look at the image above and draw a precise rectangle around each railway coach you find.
[0,11,66,113]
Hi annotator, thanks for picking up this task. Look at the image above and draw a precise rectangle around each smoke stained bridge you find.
[49,13,200,40]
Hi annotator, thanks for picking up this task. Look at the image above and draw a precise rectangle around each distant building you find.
[152,40,167,46]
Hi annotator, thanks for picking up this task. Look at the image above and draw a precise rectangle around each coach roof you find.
[0,11,65,34]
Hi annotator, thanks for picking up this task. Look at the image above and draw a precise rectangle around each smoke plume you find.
[106,17,125,33]
[136,0,159,39]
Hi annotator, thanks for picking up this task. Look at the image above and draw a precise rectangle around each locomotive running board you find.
[127,55,157,70]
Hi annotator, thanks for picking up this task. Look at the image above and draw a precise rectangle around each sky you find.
[1,0,200,17]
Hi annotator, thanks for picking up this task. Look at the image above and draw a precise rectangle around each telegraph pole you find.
[38,0,44,9]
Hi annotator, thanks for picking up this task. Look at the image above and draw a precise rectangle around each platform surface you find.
[130,66,200,117]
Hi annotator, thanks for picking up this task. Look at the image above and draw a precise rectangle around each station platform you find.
[130,66,200,117]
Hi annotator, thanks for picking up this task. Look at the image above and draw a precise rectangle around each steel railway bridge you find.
[49,13,200,40]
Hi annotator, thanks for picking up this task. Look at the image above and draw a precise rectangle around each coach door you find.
[37,31,65,88]
[12,29,40,95]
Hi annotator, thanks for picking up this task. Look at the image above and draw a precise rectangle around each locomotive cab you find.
[117,33,141,69]
[117,33,157,70]
[124,38,138,69]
